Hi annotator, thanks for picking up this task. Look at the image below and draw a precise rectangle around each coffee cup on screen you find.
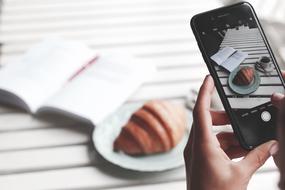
[258,56,271,69]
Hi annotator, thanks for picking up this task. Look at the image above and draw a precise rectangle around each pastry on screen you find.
[233,66,254,86]
[113,100,187,155]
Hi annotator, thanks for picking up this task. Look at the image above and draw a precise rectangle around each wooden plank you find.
[223,85,284,96]
[0,1,219,41]
[241,59,271,64]
[221,43,266,49]
[108,170,279,190]
[137,54,204,69]
[221,39,265,44]
[223,35,262,40]
[223,35,262,39]
[219,76,282,85]
[1,0,217,14]
[222,42,265,47]
[244,54,270,59]
[0,163,277,190]
[0,166,186,190]
[0,162,278,190]
[0,39,198,55]
[228,98,270,109]
[0,32,194,52]
[4,0,185,5]
[0,145,94,174]
[108,181,186,190]
[0,122,277,176]
[0,3,208,22]
[0,114,53,131]
[217,69,278,77]
[223,29,261,35]
[224,30,261,35]
[0,139,276,175]
[0,128,90,151]
[151,67,208,84]
[130,81,203,101]
[0,23,192,43]
[238,47,268,52]
[246,50,270,55]
[0,8,192,28]
[0,113,84,131]
[222,37,263,43]
[0,51,204,70]
[0,11,198,33]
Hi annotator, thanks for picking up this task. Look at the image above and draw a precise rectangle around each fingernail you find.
[205,74,213,81]
[270,142,279,156]
[204,74,210,81]
[271,93,285,102]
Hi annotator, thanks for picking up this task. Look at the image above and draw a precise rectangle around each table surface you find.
[0,0,281,189]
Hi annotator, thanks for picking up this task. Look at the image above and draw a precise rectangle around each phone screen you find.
[193,3,285,147]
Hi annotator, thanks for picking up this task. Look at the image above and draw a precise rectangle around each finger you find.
[273,153,281,169]
[184,123,194,153]
[239,140,278,175]
[282,71,285,79]
[271,93,285,110]
[211,110,230,125]
[225,146,249,159]
[193,75,215,140]
[216,132,239,150]
[217,132,248,159]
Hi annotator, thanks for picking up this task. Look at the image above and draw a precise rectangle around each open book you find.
[211,46,248,72]
[0,38,155,124]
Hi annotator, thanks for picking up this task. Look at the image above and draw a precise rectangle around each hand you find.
[184,75,278,190]
[271,71,285,189]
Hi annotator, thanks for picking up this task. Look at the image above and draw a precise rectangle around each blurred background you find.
[0,0,284,189]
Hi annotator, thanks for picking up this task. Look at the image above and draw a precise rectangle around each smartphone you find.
[191,2,285,149]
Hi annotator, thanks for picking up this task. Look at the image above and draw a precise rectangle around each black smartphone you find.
[191,2,285,149]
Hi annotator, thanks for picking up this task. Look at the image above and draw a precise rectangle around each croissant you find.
[113,100,187,155]
[233,66,254,86]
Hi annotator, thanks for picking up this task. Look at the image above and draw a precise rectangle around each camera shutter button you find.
[261,111,271,122]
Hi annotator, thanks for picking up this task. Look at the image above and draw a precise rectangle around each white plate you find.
[93,103,192,172]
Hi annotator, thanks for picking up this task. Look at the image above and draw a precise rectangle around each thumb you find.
[271,92,285,110]
[239,140,278,176]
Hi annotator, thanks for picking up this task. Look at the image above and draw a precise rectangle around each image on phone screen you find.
[195,4,285,145]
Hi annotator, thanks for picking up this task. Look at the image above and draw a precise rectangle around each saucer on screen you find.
[255,62,275,73]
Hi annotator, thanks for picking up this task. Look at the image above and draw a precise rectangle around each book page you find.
[40,53,155,124]
[0,38,95,112]
[210,46,236,65]
[220,50,248,72]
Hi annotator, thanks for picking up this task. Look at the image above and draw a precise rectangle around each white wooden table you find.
[0,0,280,189]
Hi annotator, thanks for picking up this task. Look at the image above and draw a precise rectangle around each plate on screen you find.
[228,66,260,95]
[93,103,192,172]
